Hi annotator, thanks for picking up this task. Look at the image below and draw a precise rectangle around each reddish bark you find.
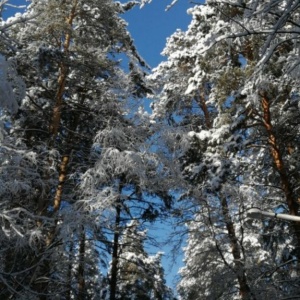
[261,93,299,216]
[260,92,300,248]
[49,0,78,136]
[197,91,211,129]
[53,155,70,213]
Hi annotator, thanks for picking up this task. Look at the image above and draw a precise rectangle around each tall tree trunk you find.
[49,0,78,137]
[221,196,256,300]
[260,92,300,249]
[35,2,79,298]
[48,0,78,217]
[66,240,74,300]
[199,94,254,298]
[109,203,121,300]
[78,228,86,300]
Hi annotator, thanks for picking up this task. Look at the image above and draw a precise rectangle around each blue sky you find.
[123,1,192,67]
[4,0,193,67]
[123,1,193,290]
[4,0,195,291]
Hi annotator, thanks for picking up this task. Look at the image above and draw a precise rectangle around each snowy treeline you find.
[1,0,300,299]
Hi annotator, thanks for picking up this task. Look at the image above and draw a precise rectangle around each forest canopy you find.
[1,1,300,299]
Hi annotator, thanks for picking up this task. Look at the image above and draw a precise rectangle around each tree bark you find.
[200,91,254,298]
[49,0,78,137]
[78,228,86,300]
[109,203,121,300]
[260,92,300,248]
[221,196,256,300]
[35,2,79,298]
[66,241,74,300]
[196,90,211,129]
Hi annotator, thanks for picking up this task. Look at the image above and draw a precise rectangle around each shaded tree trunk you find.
[196,89,211,129]
[66,240,74,300]
[200,95,254,298]
[109,203,121,300]
[78,228,86,300]
[221,196,256,300]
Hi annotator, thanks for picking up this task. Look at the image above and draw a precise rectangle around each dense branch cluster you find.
[150,0,300,299]
[1,0,300,299]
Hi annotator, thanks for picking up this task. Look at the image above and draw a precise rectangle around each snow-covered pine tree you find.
[78,107,175,300]
[210,0,300,247]
[107,220,174,300]
[209,0,300,279]
[149,2,300,298]
[0,0,157,298]
[149,4,260,298]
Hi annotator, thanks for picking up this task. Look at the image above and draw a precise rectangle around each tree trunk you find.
[78,228,86,300]
[109,202,121,300]
[65,240,74,300]
[221,196,256,300]
[49,0,78,137]
[260,92,300,249]
[35,2,79,298]
[199,91,254,298]
[196,89,211,129]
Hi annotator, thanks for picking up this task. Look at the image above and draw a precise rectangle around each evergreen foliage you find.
[149,1,300,299]
[0,0,170,299]
[2,0,300,299]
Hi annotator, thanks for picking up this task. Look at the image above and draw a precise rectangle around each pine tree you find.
[79,113,175,299]
[108,220,174,300]
[149,4,259,298]
[0,0,155,298]
[149,2,300,298]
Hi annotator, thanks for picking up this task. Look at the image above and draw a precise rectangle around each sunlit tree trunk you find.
[35,2,79,298]
[260,92,300,250]
[49,0,78,137]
